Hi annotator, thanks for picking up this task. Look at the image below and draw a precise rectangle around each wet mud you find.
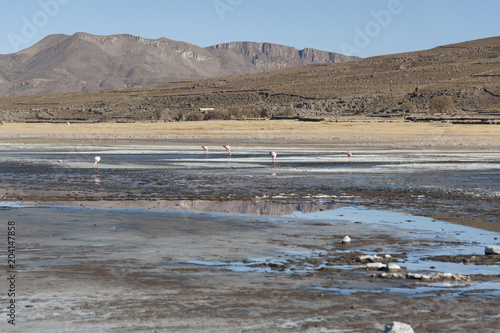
[0,158,498,229]
[0,137,499,332]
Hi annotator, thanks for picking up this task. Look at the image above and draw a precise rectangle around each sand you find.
[1,120,499,146]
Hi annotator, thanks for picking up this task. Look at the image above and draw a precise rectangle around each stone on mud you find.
[385,263,402,271]
[485,246,500,255]
[378,272,404,279]
[406,272,424,279]
[384,321,414,333]
[366,262,385,269]
[359,254,382,262]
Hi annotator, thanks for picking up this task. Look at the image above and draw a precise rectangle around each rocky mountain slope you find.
[0,33,358,97]
[0,36,499,123]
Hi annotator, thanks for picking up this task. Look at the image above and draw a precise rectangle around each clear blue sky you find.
[1,0,499,58]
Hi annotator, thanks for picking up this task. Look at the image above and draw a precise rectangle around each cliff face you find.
[208,41,356,71]
[0,33,359,97]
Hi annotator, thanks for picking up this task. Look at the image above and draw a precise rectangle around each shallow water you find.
[311,282,500,298]
[178,203,500,292]
[2,142,500,168]
[10,198,499,297]
[1,141,500,298]
[1,141,498,225]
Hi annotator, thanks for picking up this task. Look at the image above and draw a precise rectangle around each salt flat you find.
[0,120,499,332]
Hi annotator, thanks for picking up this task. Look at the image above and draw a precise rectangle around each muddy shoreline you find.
[1,121,499,332]
[0,160,497,231]
[3,203,500,332]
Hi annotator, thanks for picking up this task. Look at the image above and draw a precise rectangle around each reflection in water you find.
[46,199,340,216]
[171,200,340,215]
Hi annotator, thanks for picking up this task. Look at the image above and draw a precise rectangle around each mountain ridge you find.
[0,33,359,97]
[0,35,499,124]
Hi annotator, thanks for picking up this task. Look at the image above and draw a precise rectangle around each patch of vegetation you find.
[429,95,455,113]
[278,106,295,117]
[205,105,268,120]
[400,101,417,112]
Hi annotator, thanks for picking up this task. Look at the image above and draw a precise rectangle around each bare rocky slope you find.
[0,35,499,123]
[0,33,358,97]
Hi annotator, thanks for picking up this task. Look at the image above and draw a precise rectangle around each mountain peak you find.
[0,33,359,97]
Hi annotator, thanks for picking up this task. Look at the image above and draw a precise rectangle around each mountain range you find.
[0,35,499,123]
[0,33,359,97]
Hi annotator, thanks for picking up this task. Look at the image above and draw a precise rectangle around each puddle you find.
[0,201,25,209]
[5,196,500,298]
[176,203,500,295]
[39,199,340,216]
[310,281,500,297]
[187,258,292,274]
[292,206,499,246]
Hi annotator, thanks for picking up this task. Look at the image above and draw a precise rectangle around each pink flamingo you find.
[222,145,231,156]
[269,151,277,164]
[347,151,352,158]
[202,146,209,154]
[94,156,101,168]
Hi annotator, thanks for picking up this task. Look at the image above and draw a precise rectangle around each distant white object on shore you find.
[342,235,351,244]
[366,262,385,269]
[384,321,414,333]
[385,263,402,271]
[485,245,500,255]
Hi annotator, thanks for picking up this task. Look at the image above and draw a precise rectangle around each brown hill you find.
[0,36,499,123]
[0,33,358,97]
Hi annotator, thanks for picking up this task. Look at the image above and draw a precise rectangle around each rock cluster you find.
[358,253,399,271]
[375,271,471,281]
[358,254,392,262]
